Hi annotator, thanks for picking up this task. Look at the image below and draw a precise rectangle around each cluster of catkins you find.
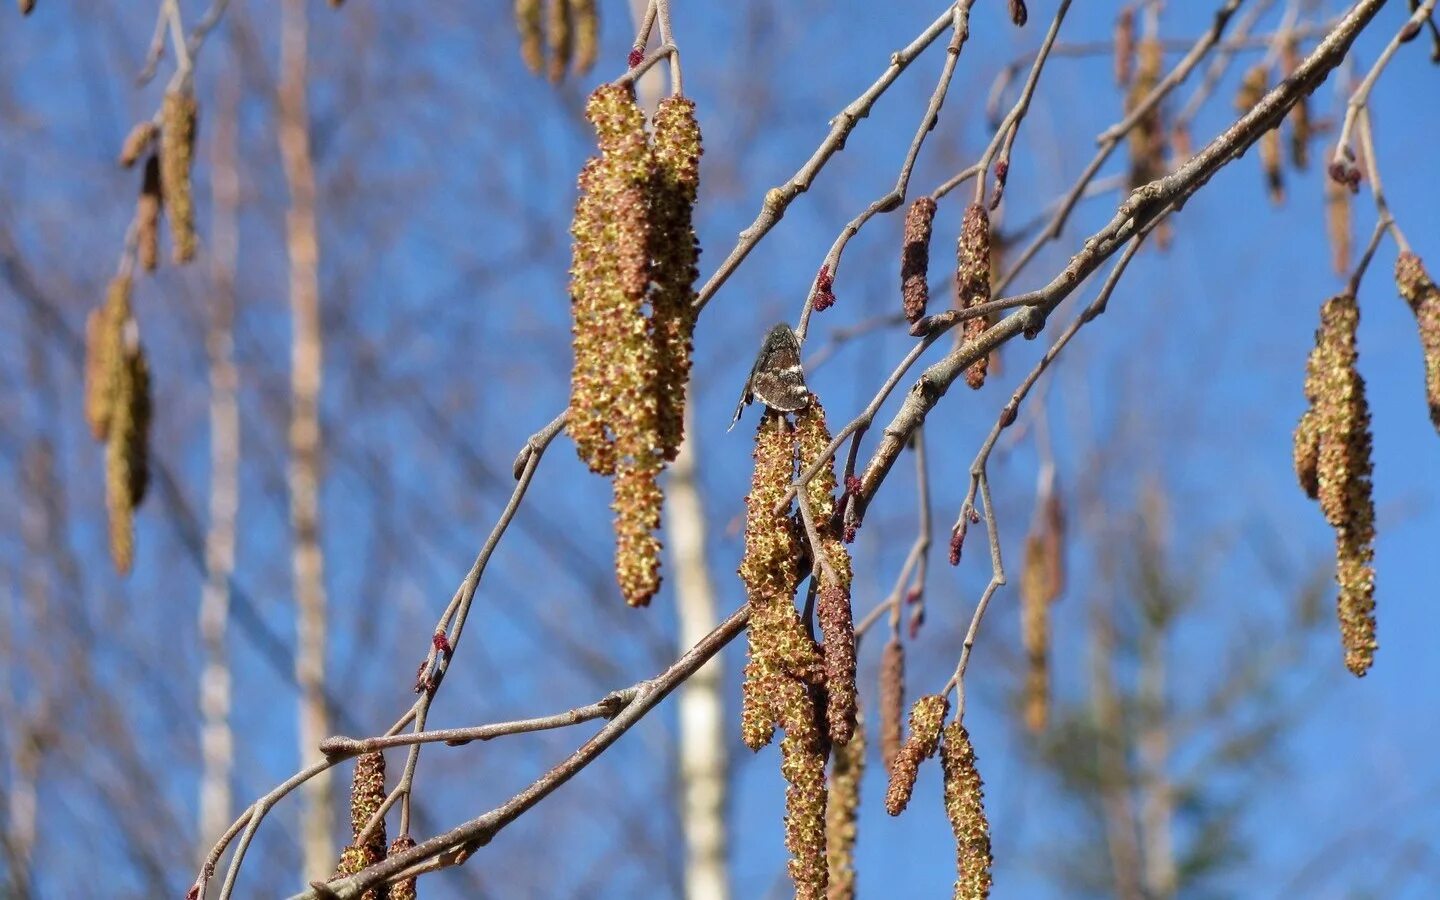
[329,752,418,900]
[568,84,702,606]
[514,0,598,83]
[900,193,997,386]
[1292,293,1377,676]
[120,88,200,268]
[1019,483,1065,734]
[1233,36,1315,207]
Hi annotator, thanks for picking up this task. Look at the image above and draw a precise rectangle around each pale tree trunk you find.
[279,0,333,880]
[665,402,729,900]
[1138,616,1176,899]
[1090,605,1143,900]
[196,53,241,870]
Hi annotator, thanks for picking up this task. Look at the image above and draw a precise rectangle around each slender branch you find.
[1332,0,1436,169]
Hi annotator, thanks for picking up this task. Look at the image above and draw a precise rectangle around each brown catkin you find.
[901,196,937,323]
[570,0,599,74]
[650,97,703,462]
[1007,0,1027,27]
[941,723,993,900]
[119,121,157,168]
[569,85,652,477]
[1126,36,1166,191]
[388,835,417,900]
[1281,36,1311,169]
[826,714,864,900]
[1293,409,1321,499]
[1019,531,1051,734]
[1237,66,1283,203]
[545,0,573,83]
[1304,294,1377,676]
[956,204,991,389]
[796,400,857,745]
[1325,177,1351,276]
[1114,9,1135,87]
[884,694,949,815]
[340,752,388,900]
[879,638,905,769]
[160,89,198,264]
[515,0,543,73]
[612,459,663,606]
[19,0,36,15]
[137,155,162,272]
[1395,252,1440,432]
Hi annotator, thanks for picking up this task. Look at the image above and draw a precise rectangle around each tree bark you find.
[279,0,333,880]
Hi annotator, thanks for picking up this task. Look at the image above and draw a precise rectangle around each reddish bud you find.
[813,264,837,312]
[948,530,964,566]
[844,475,863,496]
[627,47,644,68]
[432,632,452,656]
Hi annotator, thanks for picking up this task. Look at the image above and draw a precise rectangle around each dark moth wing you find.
[729,323,811,430]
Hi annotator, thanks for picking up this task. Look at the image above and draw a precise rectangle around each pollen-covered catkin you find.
[941,723,993,900]
[956,204,992,389]
[333,751,387,900]
[1304,294,1377,676]
[160,89,198,264]
[545,0,573,83]
[650,97,703,462]
[1394,252,1440,433]
[879,637,905,769]
[826,714,864,900]
[138,155,162,272]
[901,197,937,323]
[388,835,418,900]
[796,400,857,745]
[778,677,829,900]
[515,0,543,73]
[612,458,664,606]
[885,694,949,815]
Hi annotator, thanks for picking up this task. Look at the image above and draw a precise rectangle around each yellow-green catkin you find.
[85,277,130,442]
[515,0,543,73]
[138,155,162,272]
[885,694,949,815]
[570,0,599,75]
[545,0,573,83]
[1126,36,1165,190]
[650,96,703,462]
[388,835,418,900]
[941,723,993,900]
[956,204,991,389]
[826,713,864,900]
[160,89,198,264]
[777,675,829,900]
[739,413,820,749]
[879,637,905,770]
[119,121,157,168]
[796,400,857,745]
[1300,294,1377,676]
[105,321,150,576]
[1395,252,1440,433]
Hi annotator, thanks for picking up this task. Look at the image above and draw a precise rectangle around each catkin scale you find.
[941,723,993,900]
[901,197,936,323]
[956,204,991,389]
[160,89,198,264]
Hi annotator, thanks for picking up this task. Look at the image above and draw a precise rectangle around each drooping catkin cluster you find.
[1281,36,1311,169]
[825,715,864,900]
[901,196,937,324]
[332,751,388,900]
[1236,66,1283,204]
[569,87,703,607]
[1394,252,1440,433]
[797,400,857,745]
[1019,487,1065,734]
[160,88,198,264]
[1293,294,1377,676]
[941,723,992,900]
[956,204,992,389]
[878,637,905,770]
[516,0,598,82]
[884,693,949,815]
[85,276,152,575]
[1125,36,1166,191]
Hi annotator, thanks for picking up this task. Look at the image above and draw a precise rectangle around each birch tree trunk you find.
[278,0,333,880]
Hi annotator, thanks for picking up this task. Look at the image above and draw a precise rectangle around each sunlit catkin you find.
[777,677,829,900]
[1394,252,1440,432]
[569,86,653,477]
[879,637,905,769]
[137,155,162,272]
[85,277,130,442]
[515,0,543,73]
[1126,37,1165,191]
[160,89,198,264]
[119,121,157,168]
[105,326,150,575]
[545,0,573,83]
[885,693,949,815]
[650,97,703,462]
[388,835,418,900]
[335,751,387,900]
[570,0,599,75]
[901,196,937,324]
[612,458,663,606]
[796,400,857,745]
[1304,294,1377,676]
[956,204,991,389]
[826,714,863,900]
[941,723,992,900]
[1019,531,1051,734]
